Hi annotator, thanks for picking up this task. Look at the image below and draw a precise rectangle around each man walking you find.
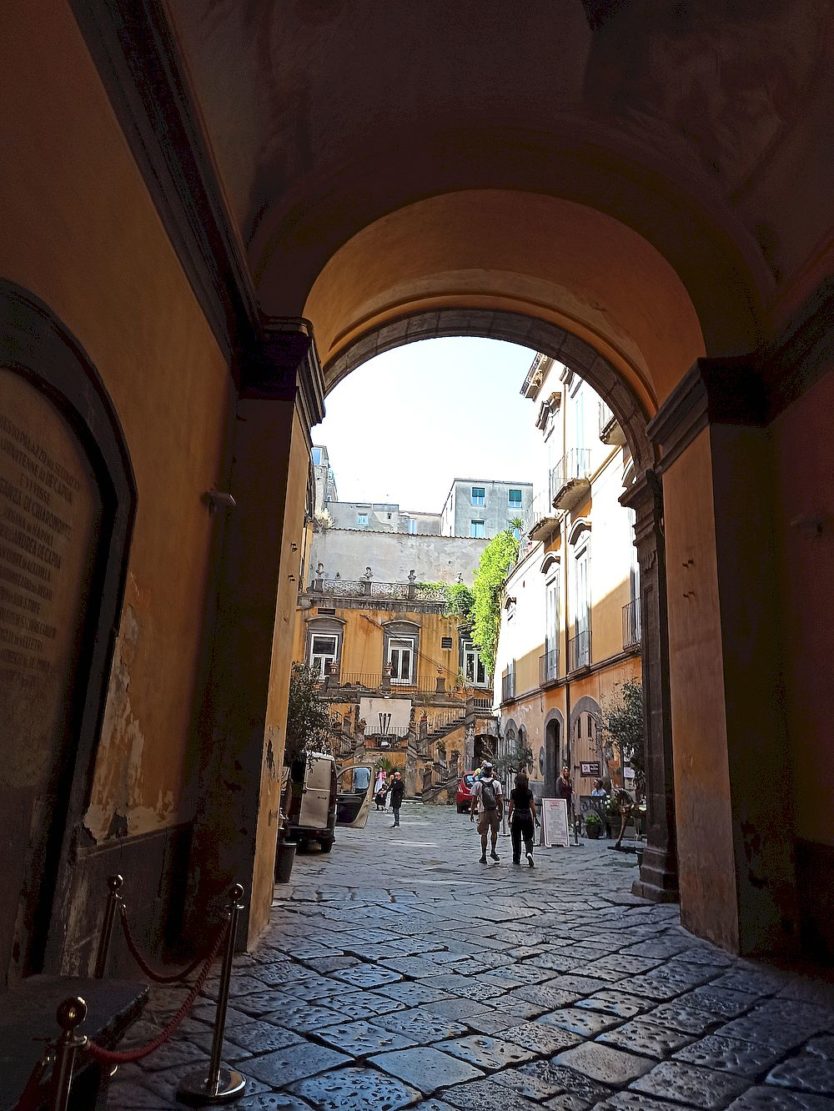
[386,770,405,827]
[470,761,503,863]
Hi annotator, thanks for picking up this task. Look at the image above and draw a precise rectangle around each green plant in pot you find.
[584,811,604,839]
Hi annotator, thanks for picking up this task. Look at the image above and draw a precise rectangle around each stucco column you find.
[620,470,678,903]
[648,359,797,956]
[189,322,323,948]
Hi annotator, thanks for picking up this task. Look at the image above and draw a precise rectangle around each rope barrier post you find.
[177,883,247,1105]
[49,997,87,1111]
[94,874,124,979]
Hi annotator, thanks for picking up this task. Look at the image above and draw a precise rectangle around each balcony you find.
[598,399,626,446]
[568,629,590,671]
[550,449,591,511]
[501,665,516,703]
[623,598,641,649]
[539,647,559,685]
[309,577,447,609]
[523,490,559,543]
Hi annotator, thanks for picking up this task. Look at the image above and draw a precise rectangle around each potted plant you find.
[584,811,604,839]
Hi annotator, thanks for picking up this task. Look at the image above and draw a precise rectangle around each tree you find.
[443,581,474,618]
[599,678,645,795]
[470,529,519,675]
[284,663,336,766]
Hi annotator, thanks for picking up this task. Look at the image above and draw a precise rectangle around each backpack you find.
[480,777,498,811]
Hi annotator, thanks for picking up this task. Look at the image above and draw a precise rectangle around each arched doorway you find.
[543,709,564,798]
[0,283,135,983]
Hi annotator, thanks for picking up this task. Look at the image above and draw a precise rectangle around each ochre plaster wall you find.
[663,430,738,950]
[771,368,834,847]
[0,1,233,846]
[251,410,310,942]
[298,606,465,688]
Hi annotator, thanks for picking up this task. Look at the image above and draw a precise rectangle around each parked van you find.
[283,754,375,852]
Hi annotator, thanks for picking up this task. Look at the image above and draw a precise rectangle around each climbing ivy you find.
[470,528,519,676]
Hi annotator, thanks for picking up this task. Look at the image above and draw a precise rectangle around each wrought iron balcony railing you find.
[622,598,641,649]
[312,578,447,603]
[550,449,591,508]
[539,647,559,685]
[568,629,590,671]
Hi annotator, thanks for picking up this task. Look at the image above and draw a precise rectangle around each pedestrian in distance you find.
[557,764,575,838]
[374,768,388,810]
[470,760,503,863]
[507,771,537,867]
[386,770,405,827]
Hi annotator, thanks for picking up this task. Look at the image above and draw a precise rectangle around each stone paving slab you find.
[105,803,834,1108]
[369,1045,485,1092]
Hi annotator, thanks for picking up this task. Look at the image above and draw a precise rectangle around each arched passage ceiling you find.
[166,0,834,367]
[305,190,704,409]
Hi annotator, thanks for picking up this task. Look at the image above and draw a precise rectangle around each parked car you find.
[455,772,476,813]
[283,754,375,851]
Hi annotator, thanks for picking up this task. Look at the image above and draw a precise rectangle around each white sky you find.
[314,338,537,510]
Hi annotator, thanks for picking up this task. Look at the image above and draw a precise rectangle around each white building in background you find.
[492,353,642,809]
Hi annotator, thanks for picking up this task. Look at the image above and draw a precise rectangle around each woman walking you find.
[507,771,537,867]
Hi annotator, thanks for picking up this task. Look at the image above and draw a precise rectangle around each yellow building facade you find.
[494,354,642,812]
[293,556,496,797]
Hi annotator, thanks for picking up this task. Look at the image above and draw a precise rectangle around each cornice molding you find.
[760,277,834,420]
[247,318,325,427]
[649,279,834,469]
[647,358,766,473]
[70,0,259,372]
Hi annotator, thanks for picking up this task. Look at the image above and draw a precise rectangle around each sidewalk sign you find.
[541,797,569,847]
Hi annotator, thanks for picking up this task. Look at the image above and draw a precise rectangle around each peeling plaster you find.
[83,591,175,841]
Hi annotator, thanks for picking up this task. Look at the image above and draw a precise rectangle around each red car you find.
[455,773,476,813]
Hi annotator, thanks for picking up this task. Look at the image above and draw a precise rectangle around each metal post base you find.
[177,1067,246,1105]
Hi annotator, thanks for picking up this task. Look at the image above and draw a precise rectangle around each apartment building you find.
[493,353,642,811]
[440,478,533,538]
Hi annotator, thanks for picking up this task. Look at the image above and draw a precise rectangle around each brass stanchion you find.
[177,884,247,1105]
[49,997,88,1111]
[94,874,124,979]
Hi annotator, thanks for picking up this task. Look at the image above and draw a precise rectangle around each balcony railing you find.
[598,399,626,446]
[550,449,591,510]
[568,630,590,671]
[623,598,641,649]
[523,490,559,542]
[539,647,559,685]
[311,578,447,605]
[325,671,463,696]
[501,666,516,702]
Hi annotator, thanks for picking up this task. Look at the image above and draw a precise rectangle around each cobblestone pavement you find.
[110,802,834,1109]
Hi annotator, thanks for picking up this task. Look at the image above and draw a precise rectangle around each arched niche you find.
[0,281,135,980]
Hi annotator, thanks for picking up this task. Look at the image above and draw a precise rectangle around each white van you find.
[283,754,375,852]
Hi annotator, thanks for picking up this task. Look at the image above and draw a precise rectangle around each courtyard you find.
[110,804,834,1109]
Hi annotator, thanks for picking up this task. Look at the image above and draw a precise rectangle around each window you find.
[462,640,487,686]
[309,633,339,678]
[441,636,453,649]
[388,637,415,684]
[508,488,522,507]
[470,520,485,538]
[357,512,369,526]
[571,542,591,668]
[311,447,322,465]
[471,486,485,506]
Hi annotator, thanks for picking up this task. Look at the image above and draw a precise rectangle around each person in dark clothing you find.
[386,770,405,827]
[507,771,538,867]
[556,765,574,838]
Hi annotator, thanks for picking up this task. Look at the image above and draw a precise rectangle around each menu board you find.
[541,797,570,847]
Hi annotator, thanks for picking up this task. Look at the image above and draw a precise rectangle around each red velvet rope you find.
[85,915,227,1065]
[118,903,209,984]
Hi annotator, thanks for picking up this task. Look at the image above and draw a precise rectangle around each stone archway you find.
[325,305,676,902]
[543,708,564,798]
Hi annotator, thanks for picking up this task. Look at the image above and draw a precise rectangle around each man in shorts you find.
[470,761,503,863]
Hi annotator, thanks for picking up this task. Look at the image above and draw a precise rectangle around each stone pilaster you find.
[620,470,678,902]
